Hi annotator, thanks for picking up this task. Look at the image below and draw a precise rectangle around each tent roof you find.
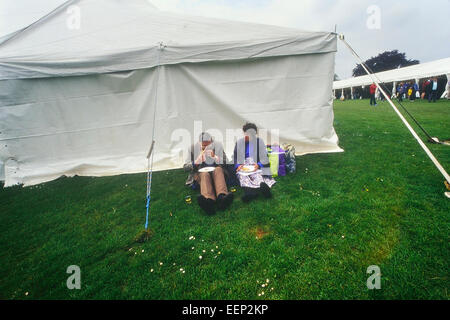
[0,0,336,80]
[333,57,450,90]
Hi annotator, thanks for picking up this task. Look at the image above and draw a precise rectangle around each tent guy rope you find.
[338,46,447,146]
[339,34,450,190]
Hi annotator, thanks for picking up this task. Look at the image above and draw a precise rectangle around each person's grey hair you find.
[199,132,212,142]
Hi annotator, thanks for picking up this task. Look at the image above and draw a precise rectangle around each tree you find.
[352,50,419,77]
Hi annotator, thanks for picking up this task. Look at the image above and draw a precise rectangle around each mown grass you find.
[0,98,449,300]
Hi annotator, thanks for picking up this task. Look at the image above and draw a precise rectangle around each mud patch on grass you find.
[250,226,271,240]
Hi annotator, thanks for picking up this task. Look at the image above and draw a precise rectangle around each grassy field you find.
[0,98,449,300]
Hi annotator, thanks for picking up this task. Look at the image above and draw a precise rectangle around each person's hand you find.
[205,150,215,158]
[194,153,204,165]
[254,164,260,170]
[236,165,244,172]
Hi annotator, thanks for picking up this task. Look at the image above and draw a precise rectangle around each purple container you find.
[270,145,286,176]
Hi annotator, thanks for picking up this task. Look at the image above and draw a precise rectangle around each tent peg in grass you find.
[135,229,153,243]
[444,181,450,191]
[445,181,450,199]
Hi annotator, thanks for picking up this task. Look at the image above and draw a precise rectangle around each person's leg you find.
[195,172,216,214]
[433,91,437,102]
[259,182,272,198]
[212,167,234,210]
[212,167,228,196]
[197,172,216,200]
[242,187,259,202]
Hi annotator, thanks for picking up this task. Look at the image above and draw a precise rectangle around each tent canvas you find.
[0,0,342,187]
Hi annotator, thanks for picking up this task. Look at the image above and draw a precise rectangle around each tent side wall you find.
[0,159,4,181]
[0,52,341,187]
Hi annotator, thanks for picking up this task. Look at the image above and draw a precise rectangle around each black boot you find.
[242,187,258,203]
[197,195,216,215]
[217,193,234,210]
[259,182,272,198]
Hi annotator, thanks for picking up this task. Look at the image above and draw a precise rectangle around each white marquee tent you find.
[333,57,450,98]
[0,0,342,187]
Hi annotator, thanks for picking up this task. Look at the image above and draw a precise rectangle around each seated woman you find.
[233,123,276,202]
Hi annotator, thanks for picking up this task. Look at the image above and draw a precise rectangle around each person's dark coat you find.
[233,137,271,176]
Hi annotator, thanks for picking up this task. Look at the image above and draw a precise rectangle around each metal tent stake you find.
[145,140,155,231]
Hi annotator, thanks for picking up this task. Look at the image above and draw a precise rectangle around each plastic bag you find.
[268,153,279,177]
[281,143,296,174]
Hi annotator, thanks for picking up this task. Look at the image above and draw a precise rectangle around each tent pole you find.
[339,35,450,186]
[392,81,397,99]
[144,42,165,231]
[445,74,450,100]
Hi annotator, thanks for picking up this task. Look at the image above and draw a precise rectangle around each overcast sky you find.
[1,0,449,79]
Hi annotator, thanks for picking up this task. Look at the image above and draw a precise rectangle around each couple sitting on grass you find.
[184,122,276,215]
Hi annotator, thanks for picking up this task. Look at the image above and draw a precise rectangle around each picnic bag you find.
[281,143,296,174]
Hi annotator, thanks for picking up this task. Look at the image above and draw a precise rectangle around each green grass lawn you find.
[0,98,449,300]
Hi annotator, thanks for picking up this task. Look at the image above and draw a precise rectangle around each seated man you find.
[184,132,233,215]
